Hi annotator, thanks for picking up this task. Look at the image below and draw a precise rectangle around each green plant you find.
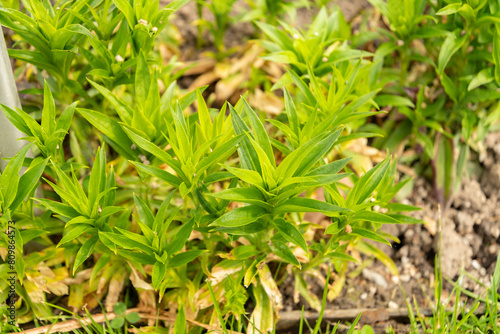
[241,0,308,25]
[0,0,188,101]
[196,0,237,56]
[109,302,140,329]
[366,0,500,204]
[257,7,360,77]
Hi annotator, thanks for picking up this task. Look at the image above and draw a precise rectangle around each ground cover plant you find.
[0,0,499,333]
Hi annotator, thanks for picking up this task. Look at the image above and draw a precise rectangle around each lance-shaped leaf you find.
[347,157,390,207]
[273,218,308,254]
[270,239,301,268]
[0,144,31,209]
[165,219,194,254]
[210,205,269,227]
[77,108,137,160]
[129,161,182,188]
[169,250,207,268]
[10,157,48,212]
[73,235,98,275]
[122,125,185,179]
[350,211,401,224]
[273,197,349,216]
[349,227,391,246]
[195,134,244,176]
[241,98,275,168]
[229,104,261,172]
[208,187,270,208]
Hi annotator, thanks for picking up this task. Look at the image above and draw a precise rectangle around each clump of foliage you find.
[0,0,499,333]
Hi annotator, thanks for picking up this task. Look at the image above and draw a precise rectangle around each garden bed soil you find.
[275,131,500,333]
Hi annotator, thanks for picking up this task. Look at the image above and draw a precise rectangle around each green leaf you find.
[434,135,454,206]
[135,52,151,107]
[166,219,194,254]
[261,51,298,64]
[197,89,212,140]
[0,144,30,208]
[58,224,95,246]
[41,82,56,135]
[438,34,466,75]
[196,134,244,175]
[112,0,135,28]
[350,227,390,246]
[287,68,316,106]
[283,87,299,136]
[133,194,155,229]
[270,239,301,268]
[35,198,80,219]
[224,165,264,188]
[110,317,125,329]
[125,312,141,324]
[273,197,349,216]
[122,126,185,179]
[494,27,500,85]
[273,218,308,254]
[10,157,48,212]
[88,80,133,124]
[129,161,183,187]
[350,211,401,224]
[0,103,32,136]
[152,261,166,289]
[325,251,359,263]
[229,104,261,172]
[347,157,390,207]
[374,94,415,108]
[88,147,106,212]
[210,205,268,227]
[307,157,352,176]
[77,108,136,160]
[241,98,275,168]
[169,250,207,267]
[209,187,269,207]
[114,302,127,316]
[174,305,186,334]
[73,235,98,275]
[436,3,461,15]
[99,231,155,256]
[325,252,359,263]
[468,68,494,91]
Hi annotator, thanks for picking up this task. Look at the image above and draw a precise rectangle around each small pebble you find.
[362,268,388,288]
[388,301,399,309]
[360,293,368,300]
[400,274,411,283]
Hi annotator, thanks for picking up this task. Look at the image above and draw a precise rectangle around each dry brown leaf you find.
[26,274,50,294]
[188,71,220,91]
[105,273,126,312]
[207,265,241,285]
[62,269,91,285]
[0,247,7,261]
[215,73,246,102]
[182,58,216,76]
[248,88,284,115]
[129,263,154,291]
[258,265,283,311]
[46,281,69,296]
